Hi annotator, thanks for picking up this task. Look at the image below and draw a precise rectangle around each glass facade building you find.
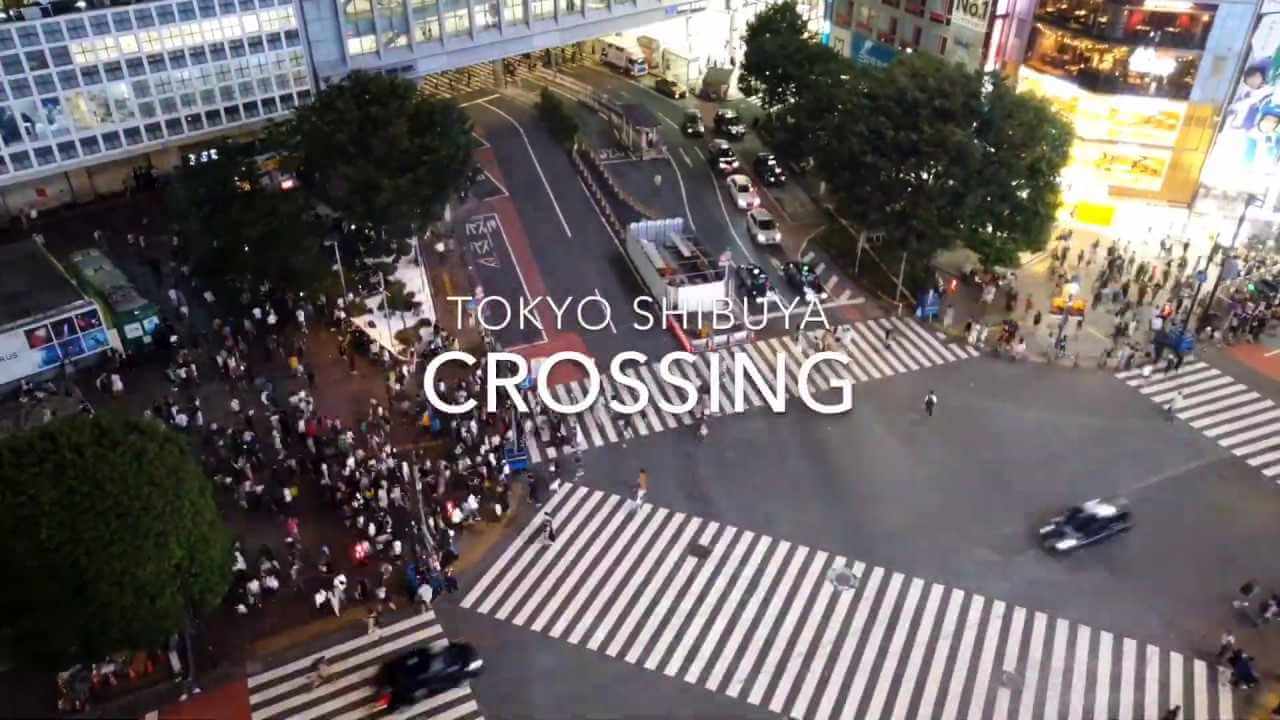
[0,0,312,184]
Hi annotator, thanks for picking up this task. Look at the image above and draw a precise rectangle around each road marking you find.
[678,147,693,167]
[476,101,572,238]
[706,162,757,263]
[665,148,697,233]
[459,93,501,106]
[1265,348,1280,357]
[657,112,680,130]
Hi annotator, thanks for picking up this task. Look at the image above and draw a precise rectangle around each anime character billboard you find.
[1201,2,1280,190]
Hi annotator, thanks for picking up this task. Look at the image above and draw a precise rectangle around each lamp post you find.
[325,238,347,299]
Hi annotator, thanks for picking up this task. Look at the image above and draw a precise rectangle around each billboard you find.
[0,306,108,386]
[1198,1,1280,194]
[849,32,897,68]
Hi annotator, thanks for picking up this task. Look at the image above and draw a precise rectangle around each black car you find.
[782,261,827,301]
[377,642,484,710]
[1038,498,1132,553]
[714,109,746,140]
[753,153,787,186]
[736,263,773,304]
[654,77,688,99]
[707,139,739,174]
[682,109,705,137]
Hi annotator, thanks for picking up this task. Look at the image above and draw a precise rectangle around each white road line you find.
[726,545,809,698]
[1190,399,1274,429]
[511,494,620,627]
[992,605,1026,720]
[1095,631,1114,720]
[561,384,602,447]
[643,525,737,671]
[1168,652,1183,720]
[493,489,603,620]
[1145,644,1160,720]
[248,612,436,688]
[1192,659,1208,720]
[1203,407,1280,437]
[529,494,630,633]
[706,539,791,693]
[665,149,697,234]
[1043,617,1070,720]
[1178,392,1261,421]
[477,101,571,237]
[940,594,985,720]
[1151,379,1242,406]
[564,504,663,645]
[586,510,685,652]
[770,553,841,712]
[549,502,651,640]
[459,93,501,106]
[865,577,924,720]
[1138,368,1221,395]
[1120,636,1137,720]
[1218,663,1233,719]
[685,534,772,685]
[664,531,757,678]
[966,599,1006,720]
[635,364,680,429]
[678,146,693,167]
[1221,420,1280,449]
[607,516,701,659]
[891,582,946,720]
[842,571,905,719]
[464,485,578,611]
[1067,624,1090,720]
[816,566,886,720]
[791,561,864,719]
[917,588,965,720]
[1017,611,1048,720]
[706,161,757,262]
[748,549,829,705]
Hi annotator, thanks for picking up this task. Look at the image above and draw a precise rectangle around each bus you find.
[65,248,162,355]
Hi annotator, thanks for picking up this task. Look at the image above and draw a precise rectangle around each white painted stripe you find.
[1123,362,1207,385]
[1203,407,1280,438]
[685,534,773,685]
[1177,392,1261,420]
[940,594,986,720]
[1120,636,1137,720]
[1189,399,1274,430]
[776,336,831,390]
[645,525,738,671]
[1217,664,1233,720]
[992,605,1027,720]
[247,611,436,688]
[726,347,766,408]
[1263,463,1280,477]
[549,500,651,640]
[1232,433,1280,457]
[890,317,946,365]
[882,318,934,368]
[530,494,629,633]
[727,544,810,698]
[917,588,966,720]
[332,684,472,720]
[892,316,965,362]
[1192,659,1208,720]
[1067,624,1090,720]
[1095,631,1113,720]
[685,354,720,415]
[1149,377,1237,404]
[874,318,923,371]
[477,486,592,617]
[802,250,816,261]
[763,337,807,396]
[1246,447,1280,466]
[1043,618,1070,720]
[769,552,842,713]
[748,549,829,706]
[847,323,897,377]
[625,521,716,659]
[627,367,666,433]
[608,516,702,659]
[1144,644,1159,720]
[1168,651,1183,720]
[815,566,886,720]
[588,510,686,651]
[1220,420,1280,448]
[589,383,620,444]
[865,577,925,720]
[747,341,800,399]
[791,561,865,719]
[707,539,792,694]
[1138,368,1221,395]
[815,262,827,274]
[515,494,622,628]
[966,599,1006,720]
[834,327,882,380]
[605,375,651,437]
[841,571,906,719]
[494,489,605,621]
[561,383,602,447]
[890,582,945,720]
[565,505,664,645]
[663,530,756,677]
[461,484,576,610]
[636,364,679,429]
[1016,611,1048,720]
[853,323,906,374]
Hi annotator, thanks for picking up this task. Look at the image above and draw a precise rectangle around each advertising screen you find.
[0,305,107,386]
[1198,1,1280,193]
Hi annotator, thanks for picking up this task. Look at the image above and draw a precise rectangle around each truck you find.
[625,218,729,312]
[601,37,648,77]
[660,47,706,90]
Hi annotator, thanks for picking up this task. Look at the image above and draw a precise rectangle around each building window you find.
[57,140,79,160]
[50,46,74,68]
[261,96,278,114]
[41,24,66,44]
[16,26,41,47]
[34,145,57,166]
[165,117,185,135]
[102,131,123,150]
[79,135,101,155]
[413,18,440,43]
[531,0,552,20]
[124,126,144,145]
[182,112,202,131]
[25,51,49,72]
[502,0,525,24]
[10,151,33,171]
[1024,25,1199,100]
[346,34,377,56]
[443,0,470,35]
[475,1,499,30]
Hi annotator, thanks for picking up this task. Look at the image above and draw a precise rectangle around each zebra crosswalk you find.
[246,611,484,720]
[1116,360,1280,478]
[524,317,978,462]
[462,483,1236,720]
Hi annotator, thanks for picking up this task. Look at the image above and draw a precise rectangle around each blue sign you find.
[915,288,941,321]
[849,32,897,68]
[1196,270,1208,284]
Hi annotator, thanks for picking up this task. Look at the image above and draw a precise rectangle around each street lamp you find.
[324,238,347,299]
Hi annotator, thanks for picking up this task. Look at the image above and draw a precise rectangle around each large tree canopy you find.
[807,53,1072,268]
[166,140,330,302]
[285,72,473,236]
[0,415,230,669]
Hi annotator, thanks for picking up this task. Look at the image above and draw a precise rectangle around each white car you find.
[746,208,781,245]
[726,174,759,210]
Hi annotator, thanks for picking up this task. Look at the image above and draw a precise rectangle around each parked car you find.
[654,77,688,99]
[707,139,739,174]
[736,263,774,305]
[682,109,705,137]
[747,208,781,245]
[376,643,484,711]
[782,261,828,301]
[753,152,787,186]
[726,174,759,210]
[1038,497,1133,553]
[714,108,746,140]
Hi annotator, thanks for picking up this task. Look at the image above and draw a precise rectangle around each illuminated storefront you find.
[1017,0,1255,210]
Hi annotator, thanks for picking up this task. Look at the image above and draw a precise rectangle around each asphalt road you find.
[434,350,1280,719]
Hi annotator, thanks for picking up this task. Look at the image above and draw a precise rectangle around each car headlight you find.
[756,232,765,241]
[1039,524,1056,534]
[1053,538,1079,550]
[467,659,484,671]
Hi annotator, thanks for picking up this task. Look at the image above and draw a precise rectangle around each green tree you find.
[166,140,331,303]
[285,72,473,247]
[811,53,1071,271]
[0,415,230,669]
[739,1,845,113]
[536,87,579,150]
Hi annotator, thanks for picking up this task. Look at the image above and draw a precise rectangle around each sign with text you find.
[950,0,992,34]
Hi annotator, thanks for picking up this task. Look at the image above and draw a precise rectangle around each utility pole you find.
[1197,194,1257,331]
[327,239,347,299]
[895,251,908,315]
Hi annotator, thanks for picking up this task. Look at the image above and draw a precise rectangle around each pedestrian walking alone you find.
[1216,630,1235,664]
[883,325,894,348]
[1166,390,1182,421]
[540,510,556,544]
[924,390,938,417]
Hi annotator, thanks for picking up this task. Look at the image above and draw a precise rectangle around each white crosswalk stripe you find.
[245,612,484,720]
[462,483,1236,720]
[1117,362,1280,478]
[528,319,974,458]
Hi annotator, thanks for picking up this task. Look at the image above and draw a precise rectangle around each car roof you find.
[684,109,701,117]
[710,139,731,148]
[757,152,776,160]
[728,173,751,184]
[1079,497,1128,517]
[749,208,773,220]
[718,108,739,117]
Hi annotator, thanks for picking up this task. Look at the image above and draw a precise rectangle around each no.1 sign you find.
[951,0,992,34]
